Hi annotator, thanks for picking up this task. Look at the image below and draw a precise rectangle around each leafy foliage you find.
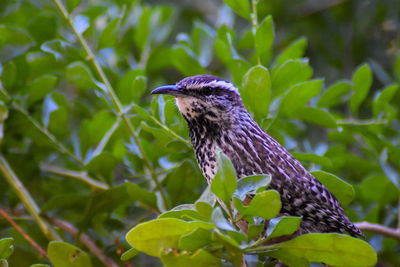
[0,0,399,266]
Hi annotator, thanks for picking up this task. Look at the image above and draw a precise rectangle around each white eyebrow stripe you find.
[185,80,240,95]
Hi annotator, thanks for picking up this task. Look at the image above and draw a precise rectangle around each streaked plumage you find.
[152,75,363,237]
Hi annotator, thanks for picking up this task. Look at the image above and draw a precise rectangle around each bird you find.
[151,74,363,238]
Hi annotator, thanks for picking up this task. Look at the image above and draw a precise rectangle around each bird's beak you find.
[151,85,181,96]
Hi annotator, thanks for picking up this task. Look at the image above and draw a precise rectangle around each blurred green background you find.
[0,0,399,266]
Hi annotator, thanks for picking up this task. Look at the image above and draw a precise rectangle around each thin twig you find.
[47,217,119,267]
[51,0,169,209]
[0,209,47,258]
[251,0,260,65]
[40,163,109,191]
[0,154,60,241]
[355,222,400,241]
[114,238,134,267]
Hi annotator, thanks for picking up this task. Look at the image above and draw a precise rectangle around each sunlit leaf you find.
[48,241,92,267]
[126,218,214,256]
[120,247,140,261]
[0,238,14,260]
[265,233,377,267]
[161,248,221,267]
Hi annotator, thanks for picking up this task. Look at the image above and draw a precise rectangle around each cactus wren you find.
[152,75,363,237]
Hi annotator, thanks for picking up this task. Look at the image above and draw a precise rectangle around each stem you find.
[0,154,60,241]
[355,222,400,241]
[251,0,260,65]
[51,0,169,209]
[40,163,109,191]
[0,209,47,258]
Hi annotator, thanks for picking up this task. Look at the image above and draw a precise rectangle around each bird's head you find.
[151,75,244,122]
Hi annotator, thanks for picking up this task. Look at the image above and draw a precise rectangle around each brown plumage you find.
[152,74,363,237]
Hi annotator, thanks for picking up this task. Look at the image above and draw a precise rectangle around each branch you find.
[47,217,118,267]
[51,0,169,210]
[0,209,47,258]
[0,154,60,241]
[40,163,109,191]
[355,222,400,241]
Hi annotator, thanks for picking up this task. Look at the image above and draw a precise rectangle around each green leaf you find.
[86,152,118,184]
[27,75,57,107]
[276,38,307,66]
[117,70,146,105]
[98,17,121,50]
[47,241,92,267]
[373,83,398,118]
[0,25,34,61]
[211,206,235,231]
[241,65,271,121]
[80,110,116,157]
[317,81,352,108]
[233,174,271,201]
[165,161,202,206]
[125,218,214,256]
[179,228,213,251]
[0,101,8,142]
[41,39,75,61]
[170,45,205,76]
[211,148,237,207]
[266,216,301,240]
[134,7,150,54]
[41,194,88,213]
[271,59,313,96]
[292,152,332,168]
[350,64,372,114]
[66,0,81,13]
[43,92,69,137]
[0,61,16,90]
[80,185,129,228]
[66,62,105,91]
[0,238,14,260]
[266,233,377,267]
[290,107,337,128]
[255,16,274,64]
[236,190,281,220]
[222,0,251,19]
[161,248,221,267]
[159,204,205,221]
[120,248,140,261]
[279,80,323,116]
[311,170,355,207]
[195,186,216,220]
[192,21,216,67]
[126,181,158,210]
